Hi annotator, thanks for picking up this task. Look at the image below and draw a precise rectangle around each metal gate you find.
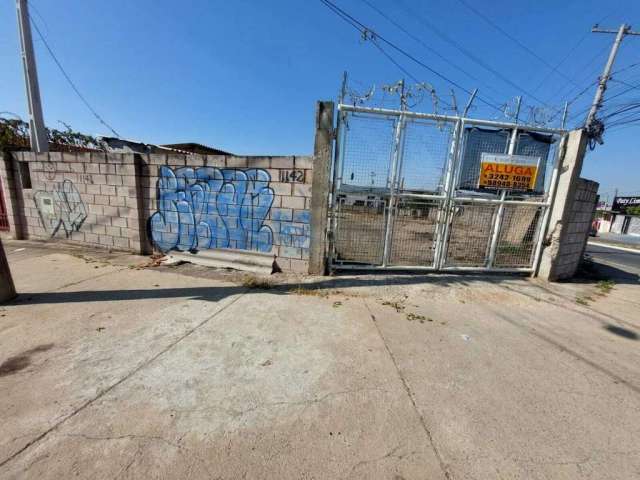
[328,104,566,273]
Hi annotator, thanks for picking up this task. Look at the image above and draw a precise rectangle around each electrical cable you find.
[358,0,504,106]
[454,0,580,89]
[27,8,121,138]
[566,80,640,125]
[549,43,611,103]
[370,40,454,109]
[531,32,591,94]
[319,0,504,113]
[392,0,553,108]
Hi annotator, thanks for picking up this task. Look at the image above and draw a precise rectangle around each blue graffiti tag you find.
[150,166,274,253]
[280,224,310,248]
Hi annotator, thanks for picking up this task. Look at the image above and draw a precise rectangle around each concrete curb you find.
[588,240,640,254]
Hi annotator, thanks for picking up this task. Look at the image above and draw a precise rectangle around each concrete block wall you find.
[141,154,314,272]
[548,178,599,279]
[1,151,142,251]
[0,151,314,273]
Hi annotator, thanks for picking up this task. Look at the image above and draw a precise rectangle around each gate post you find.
[308,101,334,275]
[537,129,591,281]
[0,238,17,302]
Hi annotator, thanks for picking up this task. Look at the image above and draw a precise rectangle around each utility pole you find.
[16,0,48,152]
[585,23,640,141]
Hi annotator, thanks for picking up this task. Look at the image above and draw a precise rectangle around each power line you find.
[609,77,640,92]
[557,61,640,120]
[565,79,599,106]
[392,0,553,109]
[358,0,504,106]
[454,0,580,88]
[320,0,476,108]
[531,31,591,94]
[611,59,640,77]
[527,10,619,96]
[27,8,121,138]
[549,43,611,103]
[601,102,640,120]
[369,38,453,108]
[567,81,640,126]
[319,0,504,113]
[333,3,454,109]
[372,44,455,110]
[607,122,640,133]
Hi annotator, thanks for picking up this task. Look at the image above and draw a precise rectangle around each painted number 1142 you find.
[279,170,305,183]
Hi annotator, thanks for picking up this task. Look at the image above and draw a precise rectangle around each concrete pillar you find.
[0,238,17,302]
[133,154,153,255]
[538,129,589,281]
[308,101,334,275]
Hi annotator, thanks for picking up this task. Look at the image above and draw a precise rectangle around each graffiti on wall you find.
[149,166,276,253]
[34,179,88,237]
[280,223,310,248]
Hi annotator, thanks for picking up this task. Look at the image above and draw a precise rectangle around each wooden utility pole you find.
[585,23,640,140]
[16,0,48,152]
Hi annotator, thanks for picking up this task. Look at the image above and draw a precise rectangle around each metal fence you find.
[328,104,567,273]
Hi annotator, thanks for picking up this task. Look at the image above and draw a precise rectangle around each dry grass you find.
[406,312,426,321]
[286,285,363,299]
[287,285,330,297]
[382,301,406,312]
[596,280,615,295]
[575,296,593,306]
[381,294,409,313]
[241,275,274,290]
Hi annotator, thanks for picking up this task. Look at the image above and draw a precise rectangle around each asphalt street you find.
[585,242,640,275]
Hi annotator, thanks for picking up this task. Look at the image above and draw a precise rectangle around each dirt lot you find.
[334,203,539,268]
[1,239,639,479]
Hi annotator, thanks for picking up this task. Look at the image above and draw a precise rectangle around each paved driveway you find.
[1,240,639,479]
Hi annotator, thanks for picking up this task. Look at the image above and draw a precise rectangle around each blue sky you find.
[1,0,638,200]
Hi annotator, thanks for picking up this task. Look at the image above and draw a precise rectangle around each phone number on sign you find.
[483,179,531,189]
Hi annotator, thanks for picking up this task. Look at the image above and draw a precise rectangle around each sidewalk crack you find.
[363,298,452,480]
[0,291,247,470]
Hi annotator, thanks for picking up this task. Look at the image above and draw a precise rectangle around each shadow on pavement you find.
[604,324,639,341]
[4,272,526,306]
[572,258,639,285]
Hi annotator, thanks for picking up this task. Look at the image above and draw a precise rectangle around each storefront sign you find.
[612,196,640,214]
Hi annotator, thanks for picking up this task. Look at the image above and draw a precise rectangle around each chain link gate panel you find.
[329,104,566,274]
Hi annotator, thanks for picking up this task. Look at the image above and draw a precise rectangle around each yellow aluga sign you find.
[478,153,541,191]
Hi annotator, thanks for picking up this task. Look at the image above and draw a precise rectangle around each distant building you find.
[595,195,640,236]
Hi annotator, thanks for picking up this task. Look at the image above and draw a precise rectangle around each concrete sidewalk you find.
[1,240,639,479]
